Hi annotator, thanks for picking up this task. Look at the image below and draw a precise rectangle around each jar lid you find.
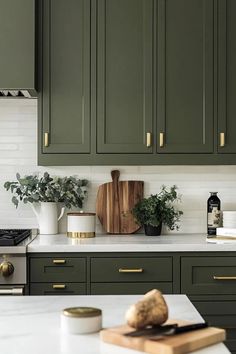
[62,307,102,318]
[67,211,96,216]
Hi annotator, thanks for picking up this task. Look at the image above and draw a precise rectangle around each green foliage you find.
[4,172,88,209]
[132,185,183,231]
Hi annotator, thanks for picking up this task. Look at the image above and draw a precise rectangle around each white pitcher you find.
[31,202,65,235]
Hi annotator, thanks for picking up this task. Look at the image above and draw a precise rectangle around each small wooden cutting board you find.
[100,320,226,354]
[96,170,144,234]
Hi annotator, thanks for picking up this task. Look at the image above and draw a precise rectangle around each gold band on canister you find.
[67,232,95,238]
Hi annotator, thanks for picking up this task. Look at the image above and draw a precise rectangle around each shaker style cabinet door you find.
[96,0,153,154]
[156,0,214,153]
[41,0,90,154]
[0,0,36,92]
[218,0,236,153]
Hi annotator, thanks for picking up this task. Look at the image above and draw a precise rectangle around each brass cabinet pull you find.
[118,268,143,273]
[220,132,225,147]
[159,132,164,147]
[44,132,49,147]
[146,132,152,147]
[213,276,236,280]
[53,259,66,264]
[53,284,66,289]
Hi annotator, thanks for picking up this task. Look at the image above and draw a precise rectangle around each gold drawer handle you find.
[220,132,225,147]
[44,132,49,147]
[119,268,143,273]
[146,132,152,147]
[53,259,66,264]
[213,276,236,280]
[53,284,66,289]
[159,132,164,147]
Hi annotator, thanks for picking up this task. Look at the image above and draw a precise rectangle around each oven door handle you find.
[0,287,23,295]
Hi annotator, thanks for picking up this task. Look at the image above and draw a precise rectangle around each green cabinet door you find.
[156,0,214,153]
[0,0,36,92]
[96,0,153,154]
[41,0,90,154]
[218,0,236,153]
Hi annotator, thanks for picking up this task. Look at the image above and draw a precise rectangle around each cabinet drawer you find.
[30,283,86,295]
[91,282,172,295]
[91,257,172,282]
[193,301,236,353]
[30,257,86,282]
[181,257,236,295]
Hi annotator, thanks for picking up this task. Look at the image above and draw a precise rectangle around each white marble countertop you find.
[27,233,236,253]
[0,294,229,354]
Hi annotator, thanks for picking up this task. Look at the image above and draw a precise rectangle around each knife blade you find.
[149,322,208,340]
[124,322,208,338]
[124,324,178,337]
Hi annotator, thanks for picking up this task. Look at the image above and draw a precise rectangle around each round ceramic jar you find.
[67,211,96,238]
[61,307,102,334]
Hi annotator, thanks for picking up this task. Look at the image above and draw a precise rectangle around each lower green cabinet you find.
[30,283,86,295]
[28,251,236,352]
[192,299,236,353]
[91,282,172,295]
[91,257,172,283]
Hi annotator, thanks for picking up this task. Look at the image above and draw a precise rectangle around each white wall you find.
[0,99,236,234]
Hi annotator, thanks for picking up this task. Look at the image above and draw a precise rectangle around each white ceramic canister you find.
[67,212,96,238]
[61,307,102,334]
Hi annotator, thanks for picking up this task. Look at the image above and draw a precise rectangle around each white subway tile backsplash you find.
[0,100,236,234]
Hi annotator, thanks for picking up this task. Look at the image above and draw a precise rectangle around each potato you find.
[125,289,168,329]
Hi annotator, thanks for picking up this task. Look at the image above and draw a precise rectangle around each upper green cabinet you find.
[38,0,236,165]
[96,0,153,154]
[0,0,37,93]
[41,0,90,154]
[218,0,236,153]
[156,0,214,154]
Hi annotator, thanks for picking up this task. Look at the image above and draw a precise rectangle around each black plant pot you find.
[144,223,162,236]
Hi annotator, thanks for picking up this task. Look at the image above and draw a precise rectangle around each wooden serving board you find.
[96,170,144,234]
[100,320,226,354]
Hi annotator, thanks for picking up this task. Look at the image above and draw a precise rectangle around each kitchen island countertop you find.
[0,294,229,354]
[27,233,236,253]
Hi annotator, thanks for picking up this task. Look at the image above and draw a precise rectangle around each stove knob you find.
[0,261,14,277]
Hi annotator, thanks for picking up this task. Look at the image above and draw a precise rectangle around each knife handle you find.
[174,322,208,335]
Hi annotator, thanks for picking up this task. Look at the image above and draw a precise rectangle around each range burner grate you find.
[0,229,31,246]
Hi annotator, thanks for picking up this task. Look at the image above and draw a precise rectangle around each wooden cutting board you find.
[100,320,226,354]
[96,170,144,234]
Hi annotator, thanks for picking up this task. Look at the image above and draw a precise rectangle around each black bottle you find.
[207,192,221,235]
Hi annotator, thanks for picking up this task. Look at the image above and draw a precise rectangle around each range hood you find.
[0,90,35,98]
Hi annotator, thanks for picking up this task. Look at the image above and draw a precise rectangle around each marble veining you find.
[0,295,229,354]
[27,233,236,253]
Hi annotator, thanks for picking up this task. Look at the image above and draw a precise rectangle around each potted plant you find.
[4,172,88,235]
[132,185,183,236]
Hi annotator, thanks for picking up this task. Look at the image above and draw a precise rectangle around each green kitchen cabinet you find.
[40,0,91,154]
[156,0,214,154]
[218,0,236,154]
[96,0,153,154]
[0,0,37,93]
[38,0,236,165]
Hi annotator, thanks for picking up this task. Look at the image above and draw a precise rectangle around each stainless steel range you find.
[0,229,37,295]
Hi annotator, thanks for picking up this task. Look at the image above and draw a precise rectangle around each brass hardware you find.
[159,132,164,147]
[146,132,152,147]
[53,284,66,289]
[67,232,95,239]
[118,268,143,273]
[213,276,236,280]
[0,261,14,277]
[220,132,225,147]
[53,259,66,264]
[44,132,49,147]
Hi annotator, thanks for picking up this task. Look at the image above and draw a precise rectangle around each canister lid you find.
[63,307,102,318]
[67,211,96,216]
